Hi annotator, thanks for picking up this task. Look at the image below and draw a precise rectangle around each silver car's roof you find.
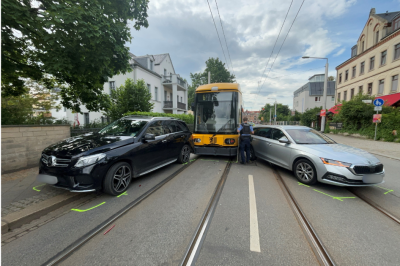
[253,125,310,130]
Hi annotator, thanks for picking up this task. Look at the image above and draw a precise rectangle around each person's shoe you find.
[240,162,245,165]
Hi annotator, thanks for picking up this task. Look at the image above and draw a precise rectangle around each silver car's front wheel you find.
[294,159,317,185]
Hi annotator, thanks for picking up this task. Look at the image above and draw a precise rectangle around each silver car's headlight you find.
[75,153,106,168]
[320,158,352,167]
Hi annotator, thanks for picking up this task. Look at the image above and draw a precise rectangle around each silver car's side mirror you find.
[278,137,290,144]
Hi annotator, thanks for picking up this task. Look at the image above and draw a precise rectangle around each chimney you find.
[370,8,376,15]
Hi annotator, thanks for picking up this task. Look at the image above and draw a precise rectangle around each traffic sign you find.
[373,98,384,107]
[362,100,372,104]
[374,106,382,111]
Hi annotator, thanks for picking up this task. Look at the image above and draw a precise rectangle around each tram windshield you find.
[194,92,237,134]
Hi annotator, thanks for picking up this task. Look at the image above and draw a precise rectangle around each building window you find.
[315,97,321,102]
[394,43,400,60]
[370,56,375,70]
[164,90,167,101]
[375,30,379,45]
[359,86,363,94]
[339,73,342,83]
[109,81,115,92]
[392,75,398,92]
[345,70,349,81]
[352,66,356,78]
[381,50,387,65]
[362,41,365,52]
[344,91,347,101]
[350,88,354,99]
[338,92,341,101]
[84,113,89,125]
[164,69,167,76]
[181,97,183,102]
[150,61,153,71]
[64,107,67,112]
[331,96,334,101]
[368,83,373,95]
[378,79,384,94]
[351,45,357,57]
[155,87,158,101]
[147,84,151,98]
[360,61,365,74]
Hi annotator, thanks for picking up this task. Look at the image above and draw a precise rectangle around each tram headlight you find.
[194,138,202,143]
[225,138,235,145]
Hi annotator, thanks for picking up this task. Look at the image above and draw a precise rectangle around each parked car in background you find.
[251,125,385,186]
[37,116,193,195]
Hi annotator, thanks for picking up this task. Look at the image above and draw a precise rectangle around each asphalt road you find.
[2,154,399,266]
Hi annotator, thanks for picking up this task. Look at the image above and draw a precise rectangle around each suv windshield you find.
[98,119,148,137]
[286,128,336,144]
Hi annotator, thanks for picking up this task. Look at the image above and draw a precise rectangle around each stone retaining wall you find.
[1,125,70,174]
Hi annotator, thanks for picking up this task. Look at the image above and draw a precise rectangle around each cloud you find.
[334,48,346,57]
[128,0,356,110]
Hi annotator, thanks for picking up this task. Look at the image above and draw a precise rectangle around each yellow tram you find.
[192,83,243,156]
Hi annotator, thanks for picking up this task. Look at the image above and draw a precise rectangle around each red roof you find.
[328,104,342,114]
[376,92,400,106]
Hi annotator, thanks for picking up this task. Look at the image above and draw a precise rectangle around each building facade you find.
[293,74,336,113]
[52,53,188,125]
[335,8,400,103]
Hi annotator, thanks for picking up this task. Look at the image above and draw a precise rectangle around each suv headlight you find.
[75,153,106,168]
[320,158,351,167]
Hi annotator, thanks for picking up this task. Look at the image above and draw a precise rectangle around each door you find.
[251,127,273,161]
[267,129,292,168]
[163,120,187,158]
[137,121,169,173]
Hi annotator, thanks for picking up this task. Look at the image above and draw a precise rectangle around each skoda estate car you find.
[37,116,193,195]
[251,125,385,186]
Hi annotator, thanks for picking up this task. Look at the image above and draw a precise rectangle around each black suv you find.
[37,116,193,195]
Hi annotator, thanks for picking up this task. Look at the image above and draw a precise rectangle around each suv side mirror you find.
[278,137,290,144]
[144,133,155,141]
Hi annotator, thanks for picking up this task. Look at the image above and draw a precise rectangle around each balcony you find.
[178,102,186,109]
[162,74,187,91]
[163,101,186,110]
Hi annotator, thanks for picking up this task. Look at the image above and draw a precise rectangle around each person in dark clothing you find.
[237,117,254,165]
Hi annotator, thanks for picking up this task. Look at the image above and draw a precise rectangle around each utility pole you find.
[269,108,272,125]
[274,100,277,125]
[321,61,328,132]
[208,72,211,84]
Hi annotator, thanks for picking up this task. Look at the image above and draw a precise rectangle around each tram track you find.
[347,188,400,225]
[43,159,199,266]
[180,161,232,266]
[271,165,336,266]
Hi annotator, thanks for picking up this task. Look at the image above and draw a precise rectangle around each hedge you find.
[124,111,194,124]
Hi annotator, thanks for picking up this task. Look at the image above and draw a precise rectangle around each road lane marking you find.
[33,184,46,191]
[313,189,355,201]
[248,175,261,252]
[71,202,106,212]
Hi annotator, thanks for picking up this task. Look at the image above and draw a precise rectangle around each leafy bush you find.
[124,111,194,124]
[300,106,322,127]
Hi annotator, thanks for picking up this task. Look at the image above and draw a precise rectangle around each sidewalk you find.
[326,133,400,160]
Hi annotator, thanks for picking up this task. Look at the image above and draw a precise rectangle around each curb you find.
[368,152,400,161]
[1,192,84,234]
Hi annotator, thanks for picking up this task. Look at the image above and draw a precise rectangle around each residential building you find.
[335,8,400,103]
[293,74,336,113]
[242,110,261,123]
[53,53,188,125]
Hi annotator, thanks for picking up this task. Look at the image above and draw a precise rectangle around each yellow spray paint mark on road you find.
[313,189,356,202]
[183,159,197,165]
[298,182,310,187]
[117,191,128,198]
[33,184,46,192]
[71,202,106,212]
[375,185,394,195]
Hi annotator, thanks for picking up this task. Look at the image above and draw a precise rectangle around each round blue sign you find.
[373,98,384,107]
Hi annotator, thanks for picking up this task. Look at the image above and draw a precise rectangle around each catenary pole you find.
[321,60,328,132]
[208,72,211,84]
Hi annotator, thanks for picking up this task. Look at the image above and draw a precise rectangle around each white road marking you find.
[248,175,261,252]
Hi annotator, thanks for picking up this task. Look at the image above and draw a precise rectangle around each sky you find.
[127,0,400,110]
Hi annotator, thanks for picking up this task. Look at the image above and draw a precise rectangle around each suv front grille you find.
[41,154,71,167]
[353,164,383,174]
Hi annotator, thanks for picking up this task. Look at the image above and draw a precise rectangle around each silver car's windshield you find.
[286,129,336,144]
[98,119,147,137]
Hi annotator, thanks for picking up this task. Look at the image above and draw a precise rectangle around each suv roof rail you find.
[122,115,184,122]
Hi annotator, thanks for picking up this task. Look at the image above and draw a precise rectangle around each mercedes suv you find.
[37,116,193,195]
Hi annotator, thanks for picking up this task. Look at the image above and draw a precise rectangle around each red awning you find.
[328,104,342,114]
[376,92,400,106]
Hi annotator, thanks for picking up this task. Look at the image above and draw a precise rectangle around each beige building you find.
[335,8,400,103]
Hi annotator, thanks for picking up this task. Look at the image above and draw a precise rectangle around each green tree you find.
[300,106,322,127]
[328,76,335,81]
[259,103,291,122]
[1,0,149,112]
[105,79,153,121]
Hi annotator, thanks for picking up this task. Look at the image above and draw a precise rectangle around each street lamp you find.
[302,56,328,132]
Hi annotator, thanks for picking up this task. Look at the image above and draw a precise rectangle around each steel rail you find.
[180,161,232,266]
[347,188,400,225]
[43,159,199,266]
[272,166,336,266]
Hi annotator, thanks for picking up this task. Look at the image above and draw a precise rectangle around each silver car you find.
[251,125,385,186]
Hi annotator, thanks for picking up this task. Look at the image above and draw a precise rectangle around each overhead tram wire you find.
[257,0,294,91]
[258,0,306,94]
[207,0,230,73]
[214,0,235,76]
